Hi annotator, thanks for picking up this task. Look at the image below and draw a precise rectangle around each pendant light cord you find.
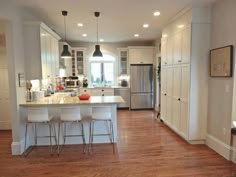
[64,15,66,42]
[96,17,99,45]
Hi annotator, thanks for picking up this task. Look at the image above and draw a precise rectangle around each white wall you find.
[0,21,11,129]
[0,0,38,154]
[207,0,236,160]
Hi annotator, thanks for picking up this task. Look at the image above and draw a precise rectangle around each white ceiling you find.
[15,0,215,43]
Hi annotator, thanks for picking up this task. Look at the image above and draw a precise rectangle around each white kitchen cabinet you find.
[79,88,91,95]
[161,38,168,66]
[91,88,114,96]
[118,48,129,75]
[181,26,191,64]
[160,8,210,144]
[71,48,86,76]
[24,22,61,80]
[128,47,154,64]
[173,31,182,64]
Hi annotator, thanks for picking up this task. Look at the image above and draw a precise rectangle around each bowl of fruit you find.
[78,93,90,100]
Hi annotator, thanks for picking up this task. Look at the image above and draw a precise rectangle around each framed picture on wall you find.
[210,45,233,77]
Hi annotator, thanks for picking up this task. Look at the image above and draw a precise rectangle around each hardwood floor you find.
[1,110,236,177]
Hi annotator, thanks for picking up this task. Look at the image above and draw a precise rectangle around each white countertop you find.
[20,95,125,107]
[82,86,130,89]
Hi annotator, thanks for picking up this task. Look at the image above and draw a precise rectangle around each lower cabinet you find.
[79,88,114,96]
[114,88,130,108]
[161,64,193,142]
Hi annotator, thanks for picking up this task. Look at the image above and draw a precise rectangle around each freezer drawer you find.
[114,88,130,108]
[131,93,153,109]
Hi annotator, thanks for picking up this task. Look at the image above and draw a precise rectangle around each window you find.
[89,54,115,86]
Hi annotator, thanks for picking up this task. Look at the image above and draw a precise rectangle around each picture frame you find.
[210,45,233,77]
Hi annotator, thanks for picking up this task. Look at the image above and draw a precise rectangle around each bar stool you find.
[58,107,86,154]
[89,106,115,153]
[24,107,57,156]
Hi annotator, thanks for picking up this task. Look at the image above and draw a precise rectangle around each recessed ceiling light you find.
[153,11,161,16]
[77,23,84,27]
[82,33,87,37]
[134,34,139,37]
[100,39,104,42]
[178,25,185,28]
[143,24,149,28]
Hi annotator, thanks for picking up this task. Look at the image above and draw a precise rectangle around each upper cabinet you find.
[118,48,129,75]
[128,46,154,64]
[24,22,61,80]
[72,48,86,76]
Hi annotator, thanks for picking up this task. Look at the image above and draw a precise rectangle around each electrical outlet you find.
[223,128,227,135]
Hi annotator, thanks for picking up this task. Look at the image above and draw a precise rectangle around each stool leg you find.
[49,123,52,155]
[58,122,61,154]
[110,120,115,154]
[81,122,86,153]
[105,120,112,143]
[53,123,57,146]
[63,122,67,145]
[24,122,28,155]
[34,123,37,145]
[89,121,92,153]
[91,120,94,146]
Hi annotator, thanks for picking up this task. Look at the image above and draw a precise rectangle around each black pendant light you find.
[93,12,103,57]
[61,10,72,59]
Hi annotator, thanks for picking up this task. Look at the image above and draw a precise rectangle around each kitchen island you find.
[19,95,124,153]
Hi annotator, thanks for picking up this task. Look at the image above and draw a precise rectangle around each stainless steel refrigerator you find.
[130,64,154,109]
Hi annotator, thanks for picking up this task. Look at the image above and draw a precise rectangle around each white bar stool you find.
[89,106,115,153]
[58,107,86,154]
[24,107,57,156]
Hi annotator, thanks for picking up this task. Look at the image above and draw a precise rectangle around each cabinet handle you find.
[102,89,104,91]
[178,60,182,63]
[84,90,86,92]
[102,94,104,96]
[164,93,167,96]
[178,98,181,101]
[165,62,167,64]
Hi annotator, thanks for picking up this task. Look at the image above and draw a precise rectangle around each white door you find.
[180,65,190,139]
[160,67,167,121]
[173,31,182,64]
[181,26,191,64]
[172,66,181,131]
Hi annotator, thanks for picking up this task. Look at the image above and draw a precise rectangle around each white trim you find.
[206,134,231,160]
[11,140,24,155]
[0,121,11,130]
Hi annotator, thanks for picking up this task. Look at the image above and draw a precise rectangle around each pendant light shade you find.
[61,10,72,59]
[93,12,103,57]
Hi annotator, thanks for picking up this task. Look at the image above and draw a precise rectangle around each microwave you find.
[65,80,80,88]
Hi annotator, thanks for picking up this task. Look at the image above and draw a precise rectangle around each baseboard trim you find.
[11,138,27,155]
[206,134,231,160]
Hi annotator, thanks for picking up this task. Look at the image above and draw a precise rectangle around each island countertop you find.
[20,95,125,107]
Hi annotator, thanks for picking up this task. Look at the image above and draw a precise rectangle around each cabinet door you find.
[161,38,168,65]
[166,37,173,65]
[51,37,59,77]
[172,66,181,130]
[119,50,128,75]
[182,26,191,64]
[40,28,47,79]
[45,32,52,78]
[161,67,167,94]
[129,48,154,64]
[173,32,182,64]
[166,67,173,97]
[165,96,172,126]
[179,65,190,139]
[160,93,166,121]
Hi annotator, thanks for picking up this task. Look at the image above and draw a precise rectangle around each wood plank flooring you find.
[1,110,236,177]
